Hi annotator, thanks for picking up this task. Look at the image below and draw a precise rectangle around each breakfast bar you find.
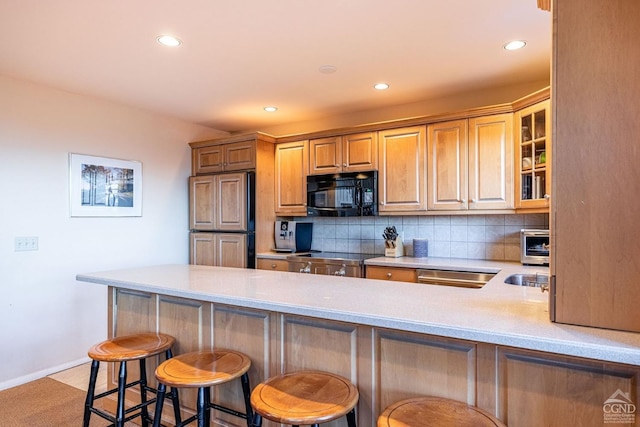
[77,263,640,427]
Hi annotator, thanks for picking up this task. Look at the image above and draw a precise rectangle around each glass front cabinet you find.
[515,99,551,210]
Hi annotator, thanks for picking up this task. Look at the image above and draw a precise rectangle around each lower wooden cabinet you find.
[189,232,247,268]
[110,288,640,427]
[366,265,417,283]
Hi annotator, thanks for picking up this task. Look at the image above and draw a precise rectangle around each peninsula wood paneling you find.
[496,347,640,427]
[109,288,640,427]
[211,305,274,427]
[552,0,640,331]
[278,314,359,427]
[157,295,212,420]
[374,329,477,416]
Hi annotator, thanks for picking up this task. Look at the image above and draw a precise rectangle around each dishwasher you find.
[416,269,496,289]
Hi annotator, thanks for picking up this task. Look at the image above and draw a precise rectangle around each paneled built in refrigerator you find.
[189,171,255,268]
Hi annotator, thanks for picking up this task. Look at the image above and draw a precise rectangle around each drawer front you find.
[257,258,289,271]
[366,266,416,283]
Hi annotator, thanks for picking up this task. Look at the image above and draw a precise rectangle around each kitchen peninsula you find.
[77,263,640,427]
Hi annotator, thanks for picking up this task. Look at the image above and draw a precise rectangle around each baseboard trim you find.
[0,356,91,391]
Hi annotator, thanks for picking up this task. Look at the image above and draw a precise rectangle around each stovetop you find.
[287,251,377,265]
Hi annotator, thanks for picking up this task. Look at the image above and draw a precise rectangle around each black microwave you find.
[307,171,378,217]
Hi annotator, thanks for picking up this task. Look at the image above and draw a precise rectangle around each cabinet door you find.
[189,232,247,267]
[190,232,216,266]
[343,132,378,172]
[224,141,256,171]
[515,100,550,210]
[215,233,247,268]
[468,114,513,210]
[193,146,224,174]
[309,136,341,175]
[275,140,309,215]
[427,120,468,210]
[216,172,247,231]
[378,126,427,212]
[189,175,216,230]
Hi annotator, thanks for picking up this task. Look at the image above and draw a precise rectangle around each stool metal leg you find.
[240,372,253,427]
[152,382,166,427]
[346,408,357,427]
[196,387,207,427]
[165,349,183,425]
[83,360,100,427]
[116,361,128,427]
[139,358,150,427]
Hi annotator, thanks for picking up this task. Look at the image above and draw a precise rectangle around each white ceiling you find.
[0,1,551,133]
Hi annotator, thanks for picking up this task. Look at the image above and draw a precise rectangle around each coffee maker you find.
[274,221,313,252]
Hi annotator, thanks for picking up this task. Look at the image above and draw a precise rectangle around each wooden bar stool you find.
[152,349,253,427]
[83,332,178,427]
[250,370,359,427]
[377,396,507,427]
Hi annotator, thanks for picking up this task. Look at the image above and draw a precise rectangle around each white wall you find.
[0,75,226,389]
[259,80,549,136]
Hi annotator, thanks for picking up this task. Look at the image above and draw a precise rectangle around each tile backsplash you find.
[292,214,549,262]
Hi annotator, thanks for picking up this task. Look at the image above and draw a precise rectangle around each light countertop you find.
[76,261,640,366]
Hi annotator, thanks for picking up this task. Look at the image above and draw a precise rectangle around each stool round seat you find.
[88,332,175,362]
[152,349,254,427]
[83,332,177,427]
[251,370,359,426]
[155,349,251,388]
[377,396,506,427]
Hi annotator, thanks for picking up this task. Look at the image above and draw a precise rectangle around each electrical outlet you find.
[14,236,39,251]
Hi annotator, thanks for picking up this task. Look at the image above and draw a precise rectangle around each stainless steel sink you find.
[504,273,549,287]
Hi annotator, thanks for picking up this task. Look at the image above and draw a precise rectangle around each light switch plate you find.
[15,236,39,251]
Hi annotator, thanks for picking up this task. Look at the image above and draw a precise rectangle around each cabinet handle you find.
[386,272,392,278]
[343,163,347,167]
[460,199,466,203]
[471,199,477,203]
[271,264,277,269]
[544,194,550,199]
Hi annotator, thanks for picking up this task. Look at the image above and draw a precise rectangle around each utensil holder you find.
[385,238,404,258]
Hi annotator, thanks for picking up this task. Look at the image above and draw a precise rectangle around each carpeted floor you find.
[0,377,137,426]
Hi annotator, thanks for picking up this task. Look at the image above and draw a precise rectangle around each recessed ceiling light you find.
[503,40,526,51]
[374,83,390,90]
[264,106,278,112]
[156,35,182,47]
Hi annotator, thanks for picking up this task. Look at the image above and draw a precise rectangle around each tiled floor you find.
[48,362,107,393]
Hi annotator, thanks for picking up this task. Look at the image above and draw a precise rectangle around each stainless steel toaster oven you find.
[521,229,550,265]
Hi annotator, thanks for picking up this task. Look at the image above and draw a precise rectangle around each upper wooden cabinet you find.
[192,140,256,174]
[468,114,513,210]
[378,126,427,213]
[427,120,468,210]
[427,114,513,211]
[189,133,276,257]
[309,132,378,175]
[515,99,551,211]
[189,172,247,231]
[275,140,309,215]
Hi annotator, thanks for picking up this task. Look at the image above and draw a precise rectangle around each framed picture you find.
[69,153,142,217]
